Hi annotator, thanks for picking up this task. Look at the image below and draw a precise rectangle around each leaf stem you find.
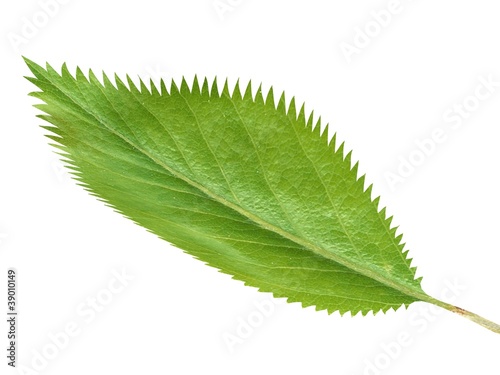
[427,297,500,334]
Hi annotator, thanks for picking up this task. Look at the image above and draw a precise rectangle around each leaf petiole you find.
[427,297,500,334]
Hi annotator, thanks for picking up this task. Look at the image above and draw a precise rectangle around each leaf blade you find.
[24,58,428,315]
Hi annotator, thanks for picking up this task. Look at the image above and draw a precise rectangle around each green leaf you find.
[23,58,500,332]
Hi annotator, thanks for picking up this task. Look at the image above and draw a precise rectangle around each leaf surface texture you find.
[25,59,426,315]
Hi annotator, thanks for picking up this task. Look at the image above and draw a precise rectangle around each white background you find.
[1,0,500,374]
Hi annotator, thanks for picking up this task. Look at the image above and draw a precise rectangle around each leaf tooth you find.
[277,91,286,114]
[243,80,253,100]
[221,78,230,97]
[306,110,314,129]
[88,69,102,88]
[402,251,411,264]
[254,84,264,104]
[34,104,50,115]
[357,173,366,190]
[180,76,190,95]
[77,181,92,190]
[63,160,79,170]
[344,149,352,167]
[314,115,322,132]
[46,134,63,143]
[405,256,414,266]
[365,183,374,200]
[40,124,58,133]
[170,79,180,95]
[52,153,72,165]
[25,83,43,98]
[330,132,337,149]
[45,137,65,148]
[201,77,210,98]
[321,122,330,143]
[42,123,60,135]
[210,77,219,98]
[265,86,275,108]
[23,56,44,78]
[351,161,359,178]
[61,63,74,81]
[56,152,73,162]
[379,207,387,220]
[366,308,378,317]
[385,215,394,227]
[352,309,364,317]
[373,196,381,210]
[126,75,140,94]
[139,77,151,95]
[24,76,39,88]
[75,66,88,83]
[407,259,422,276]
[288,97,297,120]
[53,151,71,162]
[45,62,60,79]
[324,306,333,314]
[60,166,78,178]
[192,75,201,95]
[232,79,242,100]
[336,141,345,158]
[379,307,392,316]
[311,119,321,137]
[49,148,71,158]
[390,225,400,235]
[401,245,409,255]
[114,73,128,91]
[150,79,160,97]
[71,175,86,184]
[44,130,62,143]
[102,71,115,90]
[160,78,168,96]
[297,103,306,125]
